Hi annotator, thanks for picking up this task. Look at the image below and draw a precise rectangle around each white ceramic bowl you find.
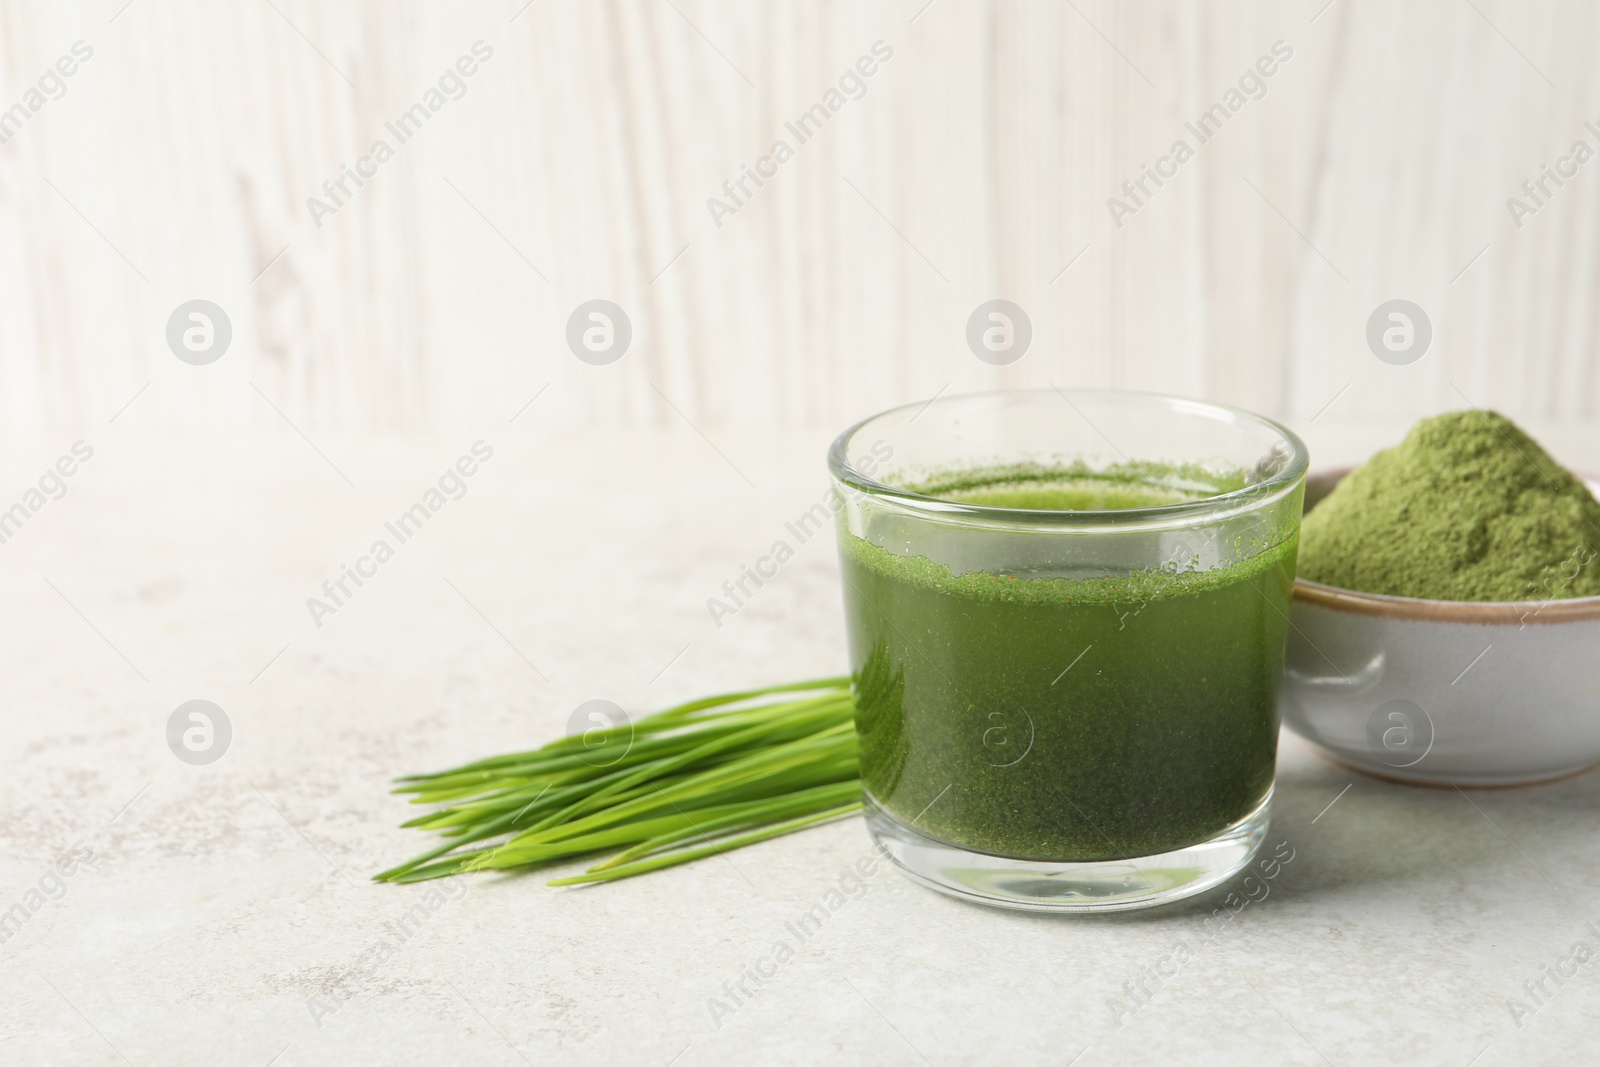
[1280,469,1600,786]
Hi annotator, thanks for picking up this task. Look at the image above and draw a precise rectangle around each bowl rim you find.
[1294,466,1600,625]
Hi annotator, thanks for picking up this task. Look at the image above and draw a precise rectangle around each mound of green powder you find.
[1299,411,1600,601]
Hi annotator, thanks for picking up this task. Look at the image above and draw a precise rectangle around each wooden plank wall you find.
[0,0,1595,434]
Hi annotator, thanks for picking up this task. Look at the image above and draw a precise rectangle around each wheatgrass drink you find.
[828,390,1307,912]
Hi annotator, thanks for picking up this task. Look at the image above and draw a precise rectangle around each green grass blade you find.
[378,678,862,887]
[546,804,862,886]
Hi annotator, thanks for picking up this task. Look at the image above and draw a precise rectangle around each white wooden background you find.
[1,0,1597,435]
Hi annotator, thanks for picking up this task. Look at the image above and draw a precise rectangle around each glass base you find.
[864,788,1272,913]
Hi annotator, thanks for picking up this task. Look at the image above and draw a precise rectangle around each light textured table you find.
[3,421,1598,1066]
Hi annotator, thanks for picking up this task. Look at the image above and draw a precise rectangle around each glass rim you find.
[827,387,1310,529]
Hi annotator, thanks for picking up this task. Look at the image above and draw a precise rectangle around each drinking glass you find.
[828,388,1307,911]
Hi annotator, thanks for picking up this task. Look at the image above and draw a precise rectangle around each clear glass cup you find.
[828,388,1308,911]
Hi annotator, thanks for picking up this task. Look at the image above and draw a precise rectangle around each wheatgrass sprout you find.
[376,679,863,886]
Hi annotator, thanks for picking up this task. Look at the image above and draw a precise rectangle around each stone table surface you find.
[2,420,1599,1066]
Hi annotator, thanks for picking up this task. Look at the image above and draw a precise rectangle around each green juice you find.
[840,473,1298,861]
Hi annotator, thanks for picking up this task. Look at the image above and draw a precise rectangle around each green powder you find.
[1299,410,1600,602]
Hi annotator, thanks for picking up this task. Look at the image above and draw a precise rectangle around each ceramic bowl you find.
[1279,469,1600,786]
